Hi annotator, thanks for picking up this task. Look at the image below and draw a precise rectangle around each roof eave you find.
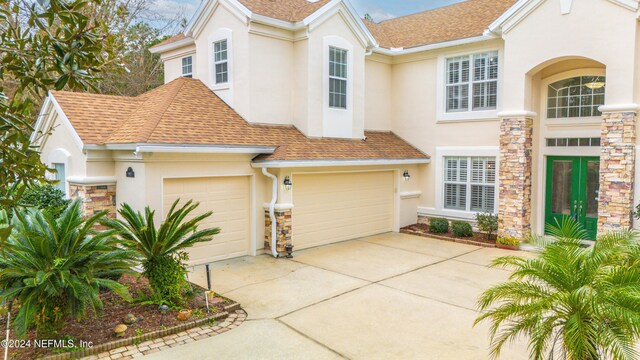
[372,34,496,56]
[149,37,195,54]
[251,158,431,168]
[84,143,277,154]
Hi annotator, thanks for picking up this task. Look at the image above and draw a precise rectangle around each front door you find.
[545,156,600,240]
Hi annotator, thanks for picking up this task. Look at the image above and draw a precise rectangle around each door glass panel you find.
[551,160,573,215]
[585,161,600,218]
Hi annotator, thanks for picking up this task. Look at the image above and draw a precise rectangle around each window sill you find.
[436,109,499,123]
[545,117,602,127]
[211,83,230,91]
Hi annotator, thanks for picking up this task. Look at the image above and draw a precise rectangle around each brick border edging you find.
[400,229,496,248]
[41,303,241,360]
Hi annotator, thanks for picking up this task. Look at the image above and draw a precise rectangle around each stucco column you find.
[598,108,637,232]
[498,113,534,239]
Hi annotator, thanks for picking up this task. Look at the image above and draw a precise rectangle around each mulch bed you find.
[401,223,497,247]
[4,274,232,359]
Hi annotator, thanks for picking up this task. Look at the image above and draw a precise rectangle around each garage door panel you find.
[163,176,250,264]
[294,172,394,249]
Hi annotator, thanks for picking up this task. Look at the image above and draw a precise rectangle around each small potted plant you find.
[496,237,520,250]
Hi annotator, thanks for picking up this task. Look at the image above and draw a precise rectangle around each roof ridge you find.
[50,90,139,101]
[135,79,187,142]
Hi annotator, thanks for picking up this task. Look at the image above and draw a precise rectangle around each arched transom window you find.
[547,76,605,118]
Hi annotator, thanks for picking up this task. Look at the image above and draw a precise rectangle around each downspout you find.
[262,168,279,257]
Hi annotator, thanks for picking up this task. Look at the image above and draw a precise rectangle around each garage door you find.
[163,176,250,264]
[293,171,394,249]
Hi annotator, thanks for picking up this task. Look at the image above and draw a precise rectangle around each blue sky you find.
[153,0,465,24]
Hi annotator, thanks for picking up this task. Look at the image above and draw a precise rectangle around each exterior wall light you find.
[126,167,135,178]
[403,170,411,181]
[283,176,293,190]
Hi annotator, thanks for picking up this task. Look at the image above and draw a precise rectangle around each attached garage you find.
[162,176,251,264]
[293,171,395,249]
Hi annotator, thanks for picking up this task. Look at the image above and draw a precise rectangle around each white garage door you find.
[293,171,394,249]
[163,176,250,264]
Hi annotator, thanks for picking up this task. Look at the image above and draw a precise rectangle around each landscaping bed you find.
[4,274,239,360]
[401,223,497,247]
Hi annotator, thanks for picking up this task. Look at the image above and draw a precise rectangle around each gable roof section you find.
[49,78,428,162]
[365,0,517,49]
[238,0,331,22]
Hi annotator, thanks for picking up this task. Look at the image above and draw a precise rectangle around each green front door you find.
[545,156,600,240]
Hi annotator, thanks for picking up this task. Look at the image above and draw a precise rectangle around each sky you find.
[152,0,466,25]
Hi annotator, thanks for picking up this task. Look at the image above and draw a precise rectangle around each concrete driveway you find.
[145,233,532,359]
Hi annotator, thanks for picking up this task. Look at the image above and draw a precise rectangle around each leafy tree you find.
[0,0,123,243]
[475,217,640,360]
[0,200,136,337]
[102,200,220,305]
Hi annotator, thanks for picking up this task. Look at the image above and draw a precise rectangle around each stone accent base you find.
[264,209,291,253]
[498,117,533,239]
[69,183,117,219]
[598,111,637,232]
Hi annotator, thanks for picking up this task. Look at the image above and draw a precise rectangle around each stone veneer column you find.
[598,110,637,232]
[264,209,292,253]
[68,183,117,219]
[498,115,534,239]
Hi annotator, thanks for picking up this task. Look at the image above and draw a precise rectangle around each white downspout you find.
[262,168,279,257]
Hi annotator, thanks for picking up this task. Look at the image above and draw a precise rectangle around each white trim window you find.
[328,46,348,109]
[443,156,496,213]
[213,39,228,84]
[547,76,605,118]
[53,163,66,194]
[446,51,498,113]
[181,56,193,78]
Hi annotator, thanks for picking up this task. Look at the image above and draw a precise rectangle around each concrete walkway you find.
[144,233,532,359]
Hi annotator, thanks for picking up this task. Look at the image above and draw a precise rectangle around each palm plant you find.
[101,199,220,305]
[475,217,640,360]
[0,200,136,337]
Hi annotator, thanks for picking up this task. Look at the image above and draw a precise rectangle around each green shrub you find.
[496,237,520,246]
[21,184,71,217]
[475,213,498,240]
[429,217,449,234]
[451,221,473,237]
[102,199,220,306]
[0,200,135,337]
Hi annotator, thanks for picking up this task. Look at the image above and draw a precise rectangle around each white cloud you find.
[362,7,396,21]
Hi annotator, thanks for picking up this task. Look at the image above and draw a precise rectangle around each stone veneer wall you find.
[264,209,291,254]
[498,117,533,239]
[69,183,117,219]
[598,111,637,232]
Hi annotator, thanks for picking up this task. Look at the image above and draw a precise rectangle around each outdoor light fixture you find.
[159,304,169,326]
[403,170,411,181]
[126,167,135,178]
[283,176,292,190]
[285,244,294,258]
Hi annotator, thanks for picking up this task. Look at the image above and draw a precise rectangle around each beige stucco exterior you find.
[36,0,640,260]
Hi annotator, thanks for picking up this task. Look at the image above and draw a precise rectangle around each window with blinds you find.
[444,156,496,213]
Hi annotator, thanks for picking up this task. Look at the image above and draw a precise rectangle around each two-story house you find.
[33,0,640,263]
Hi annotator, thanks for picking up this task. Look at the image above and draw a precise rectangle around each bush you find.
[475,213,498,240]
[21,184,71,217]
[451,221,473,237]
[0,200,135,337]
[429,217,449,234]
[102,199,220,306]
[497,237,520,246]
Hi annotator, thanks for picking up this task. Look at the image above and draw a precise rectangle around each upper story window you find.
[443,156,496,213]
[181,56,193,78]
[547,76,605,118]
[329,46,347,109]
[214,39,228,84]
[446,51,498,113]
